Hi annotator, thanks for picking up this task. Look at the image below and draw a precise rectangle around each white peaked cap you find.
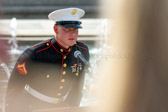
[48,7,85,22]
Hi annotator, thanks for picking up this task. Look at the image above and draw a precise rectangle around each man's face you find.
[54,25,78,48]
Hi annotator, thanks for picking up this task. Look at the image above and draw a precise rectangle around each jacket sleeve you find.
[5,48,32,112]
[85,45,90,62]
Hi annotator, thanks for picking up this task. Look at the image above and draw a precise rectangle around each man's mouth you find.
[68,38,75,40]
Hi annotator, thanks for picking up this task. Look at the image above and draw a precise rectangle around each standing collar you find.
[51,38,72,55]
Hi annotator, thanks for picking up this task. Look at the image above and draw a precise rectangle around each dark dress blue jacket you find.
[5,38,90,112]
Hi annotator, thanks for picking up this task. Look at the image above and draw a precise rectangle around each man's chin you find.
[69,43,75,47]
[68,41,76,46]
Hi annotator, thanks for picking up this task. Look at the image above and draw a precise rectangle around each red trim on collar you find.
[55,38,70,52]
[35,42,52,53]
[65,48,72,56]
[51,43,64,55]
[51,42,72,55]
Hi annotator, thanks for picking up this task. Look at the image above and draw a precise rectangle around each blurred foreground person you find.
[95,0,168,112]
[5,7,90,112]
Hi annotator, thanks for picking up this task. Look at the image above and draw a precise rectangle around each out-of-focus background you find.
[0,0,99,19]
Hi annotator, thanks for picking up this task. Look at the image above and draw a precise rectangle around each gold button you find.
[60,49,63,52]
[64,56,66,59]
[62,71,66,75]
[68,49,71,52]
[57,93,61,96]
[63,63,67,67]
[59,86,63,90]
[61,79,65,83]
[75,73,79,76]
[46,43,49,46]
[46,74,50,78]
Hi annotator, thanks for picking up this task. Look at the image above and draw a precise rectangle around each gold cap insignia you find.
[72,9,77,15]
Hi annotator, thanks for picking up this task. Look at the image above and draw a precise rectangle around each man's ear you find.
[53,25,58,34]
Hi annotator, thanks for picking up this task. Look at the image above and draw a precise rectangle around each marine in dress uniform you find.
[5,8,90,112]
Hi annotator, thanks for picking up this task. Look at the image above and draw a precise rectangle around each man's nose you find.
[70,32,76,37]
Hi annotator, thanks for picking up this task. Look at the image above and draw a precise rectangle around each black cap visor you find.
[55,21,82,28]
